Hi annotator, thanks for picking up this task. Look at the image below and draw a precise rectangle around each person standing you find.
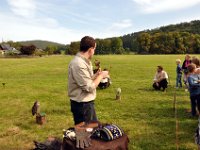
[175,59,182,88]
[68,36,109,125]
[192,56,200,74]
[182,54,191,89]
[187,63,200,117]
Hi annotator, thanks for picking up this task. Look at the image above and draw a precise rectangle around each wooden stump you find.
[36,114,46,125]
[63,134,129,150]
[116,95,121,100]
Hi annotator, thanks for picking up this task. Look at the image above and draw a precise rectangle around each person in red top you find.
[182,54,191,86]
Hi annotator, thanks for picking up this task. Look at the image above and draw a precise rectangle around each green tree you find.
[45,45,58,55]
[20,45,36,55]
[68,41,80,55]
[111,37,125,54]
[137,32,151,54]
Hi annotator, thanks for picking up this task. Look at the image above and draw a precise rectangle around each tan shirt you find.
[153,70,168,82]
[68,53,96,102]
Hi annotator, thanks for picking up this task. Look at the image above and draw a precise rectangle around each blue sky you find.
[1,0,200,44]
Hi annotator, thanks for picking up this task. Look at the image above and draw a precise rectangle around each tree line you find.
[66,20,200,54]
[2,20,200,55]
[66,32,200,55]
[1,41,66,56]
[121,20,200,54]
[65,37,129,55]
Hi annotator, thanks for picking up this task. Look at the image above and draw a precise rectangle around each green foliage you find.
[135,32,200,54]
[4,20,200,55]
[122,20,200,54]
[6,41,22,50]
[137,33,151,54]
[69,41,80,55]
[0,55,199,149]
[44,45,58,55]
[34,49,45,57]
[20,45,36,55]
[65,20,200,54]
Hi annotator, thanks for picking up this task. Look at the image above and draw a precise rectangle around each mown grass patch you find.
[0,55,199,149]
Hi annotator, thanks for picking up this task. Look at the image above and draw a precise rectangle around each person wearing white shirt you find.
[153,66,168,91]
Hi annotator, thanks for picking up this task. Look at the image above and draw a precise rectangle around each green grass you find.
[0,55,199,150]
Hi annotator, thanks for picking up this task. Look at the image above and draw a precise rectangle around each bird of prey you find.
[32,101,40,116]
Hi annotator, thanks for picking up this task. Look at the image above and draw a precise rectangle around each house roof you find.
[0,44,13,50]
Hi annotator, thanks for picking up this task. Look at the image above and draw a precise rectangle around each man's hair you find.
[80,36,96,52]
[157,66,163,70]
[187,63,196,73]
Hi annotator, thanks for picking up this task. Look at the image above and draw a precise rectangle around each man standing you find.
[153,66,168,91]
[68,36,109,125]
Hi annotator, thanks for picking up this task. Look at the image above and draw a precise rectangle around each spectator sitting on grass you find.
[153,66,168,91]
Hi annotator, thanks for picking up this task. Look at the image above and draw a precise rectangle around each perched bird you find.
[93,60,101,74]
[2,83,6,88]
[116,88,121,100]
[32,101,40,116]
[94,59,101,68]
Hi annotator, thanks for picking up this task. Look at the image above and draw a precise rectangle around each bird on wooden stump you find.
[32,101,46,125]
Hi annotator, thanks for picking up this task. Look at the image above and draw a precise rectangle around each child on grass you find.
[182,54,191,91]
[176,59,182,88]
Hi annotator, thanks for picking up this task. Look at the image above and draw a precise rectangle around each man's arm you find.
[188,76,200,88]
[71,65,108,92]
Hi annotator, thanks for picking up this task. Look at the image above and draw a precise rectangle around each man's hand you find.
[100,70,109,79]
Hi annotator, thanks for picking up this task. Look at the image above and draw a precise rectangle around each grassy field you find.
[0,55,199,150]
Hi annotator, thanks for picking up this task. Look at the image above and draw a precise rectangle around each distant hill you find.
[154,20,200,34]
[122,20,200,41]
[19,40,65,49]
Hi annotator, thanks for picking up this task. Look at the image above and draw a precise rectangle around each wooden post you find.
[2,83,6,88]
[173,92,176,112]
[174,92,179,150]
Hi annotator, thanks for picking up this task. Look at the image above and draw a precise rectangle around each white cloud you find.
[133,0,200,14]
[0,12,86,44]
[108,19,133,31]
[7,0,36,17]
[92,19,134,39]
[170,14,200,25]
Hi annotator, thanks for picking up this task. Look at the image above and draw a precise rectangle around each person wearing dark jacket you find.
[176,59,182,88]
[182,54,191,85]
[187,63,200,117]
